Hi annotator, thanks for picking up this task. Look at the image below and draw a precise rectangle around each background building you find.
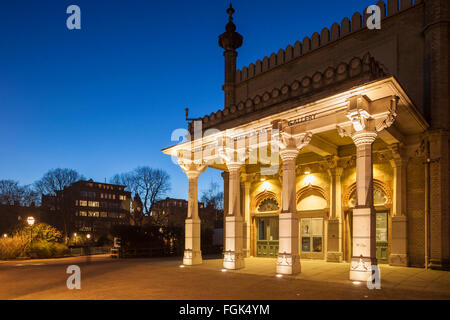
[42,179,131,239]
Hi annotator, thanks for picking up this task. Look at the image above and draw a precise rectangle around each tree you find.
[201,182,224,210]
[33,168,84,239]
[111,167,171,216]
[0,180,23,205]
[34,168,84,196]
[0,180,39,206]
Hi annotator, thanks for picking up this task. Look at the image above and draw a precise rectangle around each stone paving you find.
[199,257,450,294]
[1,255,449,299]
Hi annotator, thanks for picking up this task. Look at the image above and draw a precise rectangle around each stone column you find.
[180,163,205,266]
[389,147,409,266]
[242,177,252,257]
[349,130,378,281]
[221,171,229,249]
[223,163,245,269]
[327,166,344,262]
[277,131,312,275]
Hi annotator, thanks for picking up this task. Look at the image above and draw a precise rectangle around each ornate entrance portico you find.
[162,3,438,280]
[165,75,426,280]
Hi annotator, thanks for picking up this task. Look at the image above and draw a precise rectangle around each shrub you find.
[0,235,28,259]
[30,241,69,258]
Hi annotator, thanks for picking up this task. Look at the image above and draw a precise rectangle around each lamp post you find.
[27,216,35,256]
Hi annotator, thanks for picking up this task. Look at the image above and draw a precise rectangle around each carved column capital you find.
[279,131,312,162]
[351,131,378,147]
[178,161,206,180]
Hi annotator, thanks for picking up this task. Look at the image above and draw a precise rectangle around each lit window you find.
[79,211,87,217]
[88,201,100,207]
[301,218,323,253]
[88,211,99,217]
[79,200,87,207]
[119,195,126,200]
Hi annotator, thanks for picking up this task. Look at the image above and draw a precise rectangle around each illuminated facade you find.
[163,0,449,280]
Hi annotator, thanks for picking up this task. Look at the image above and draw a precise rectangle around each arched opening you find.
[296,185,328,260]
[252,193,280,258]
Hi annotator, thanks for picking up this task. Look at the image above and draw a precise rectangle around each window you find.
[79,211,87,217]
[88,211,99,217]
[100,212,108,218]
[109,212,119,218]
[257,198,279,212]
[79,200,88,207]
[301,218,323,253]
[88,201,99,207]
[119,195,126,200]
[80,191,87,198]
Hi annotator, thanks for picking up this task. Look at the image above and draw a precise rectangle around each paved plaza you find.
[0,255,449,300]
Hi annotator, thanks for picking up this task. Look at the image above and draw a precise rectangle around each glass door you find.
[376,211,389,264]
[256,217,279,257]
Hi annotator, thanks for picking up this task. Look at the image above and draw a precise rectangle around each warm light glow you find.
[304,167,311,175]
[26,216,35,226]
[2,233,7,238]
[260,178,266,182]
[261,181,270,191]
[352,281,361,285]
[73,233,77,237]
[304,174,315,185]
[86,233,91,239]
[221,269,227,273]
[276,274,283,278]
[179,265,185,268]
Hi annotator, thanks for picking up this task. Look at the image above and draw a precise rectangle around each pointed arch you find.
[343,179,392,208]
[253,190,281,213]
[296,185,329,211]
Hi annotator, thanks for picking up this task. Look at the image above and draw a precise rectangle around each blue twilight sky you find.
[0,0,376,199]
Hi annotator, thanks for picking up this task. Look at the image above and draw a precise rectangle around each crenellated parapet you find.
[202,53,386,131]
[235,0,422,84]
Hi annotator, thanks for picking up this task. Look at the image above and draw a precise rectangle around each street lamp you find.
[27,216,35,226]
[2,233,7,238]
[27,216,35,253]
[86,233,91,240]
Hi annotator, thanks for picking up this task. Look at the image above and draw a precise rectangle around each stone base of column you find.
[183,249,202,265]
[277,253,301,275]
[390,216,408,266]
[327,219,342,262]
[349,206,377,281]
[350,256,377,281]
[184,218,202,265]
[223,216,245,270]
[389,254,408,267]
[327,252,343,263]
[223,251,245,269]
